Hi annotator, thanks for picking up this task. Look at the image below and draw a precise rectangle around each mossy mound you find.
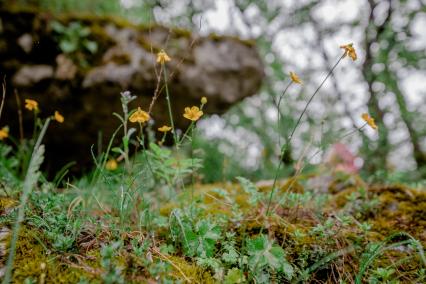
[1,176,425,283]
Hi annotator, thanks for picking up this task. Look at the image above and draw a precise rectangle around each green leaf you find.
[59,40,78,53]
[195,219,221,258]
[83,40,98,54]
[236,177,263,205]
[246,235,294,280]
[224,268,245,284]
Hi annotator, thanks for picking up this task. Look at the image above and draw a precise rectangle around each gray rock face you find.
[0,8,264,172]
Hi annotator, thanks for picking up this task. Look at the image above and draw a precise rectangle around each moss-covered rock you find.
[0,6,264,174]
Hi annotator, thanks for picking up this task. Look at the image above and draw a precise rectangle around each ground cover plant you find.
[0,6,425,283]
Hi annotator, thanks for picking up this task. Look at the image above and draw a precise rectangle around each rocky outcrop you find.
[0,7,264,172]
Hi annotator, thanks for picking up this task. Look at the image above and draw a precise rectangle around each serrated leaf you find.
[236,176,263,205]
[246,235,294,280]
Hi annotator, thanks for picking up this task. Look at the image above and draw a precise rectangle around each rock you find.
[12,65,54,86]
[0,7,264,173]
[17,33,33,53]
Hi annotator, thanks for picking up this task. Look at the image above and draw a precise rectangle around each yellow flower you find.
[158,125,172,133]
[156,49,171,64]
[0,126,9,140]
[183,106,203,121]
[129,107,150,123]
[340,43,357,61]
[290,72,302,84]
[25,99,39,111]
[105,159,118,171]
[361,113,378,130]
[201,97,207,105]
[54,111,64,123]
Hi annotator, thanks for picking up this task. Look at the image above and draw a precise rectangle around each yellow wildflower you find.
[361,113,378,130]
[156,49,171,64]
[201,97,207,105]
[158,125,172,133]
[129,107,150,123]
[340,43,357,61]
[25,99,39,111]
[289,72,302,84]
[105,159,118,171]
[0,126,9,140]
[54,111,64,123]
[183,106,203,121]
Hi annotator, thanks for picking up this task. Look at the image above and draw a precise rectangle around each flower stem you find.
[276,81,293,147]
[265,54,345,216]
[162,65,177,146]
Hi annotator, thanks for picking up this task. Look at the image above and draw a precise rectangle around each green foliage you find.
[51,21,98,54]
[27,191,83,252]
[0,144,20,187]
[100,242,124,284]
[246,234,294,282]
[236,176,263,205]
[3,142,45,284]
[51,20,98,67]
[147,143,202,186]
[1,2,426,282]
[224,268,245,284]
[170,209,221,258]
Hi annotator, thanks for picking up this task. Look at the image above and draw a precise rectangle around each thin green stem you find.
[190,126,195,209]
[287,54,345,145]
[276,81,293,147]
[138,123,155,180]
[265,54,345,216]
[162,65,177,145]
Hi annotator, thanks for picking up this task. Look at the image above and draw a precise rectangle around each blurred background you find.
[2,0,426,183]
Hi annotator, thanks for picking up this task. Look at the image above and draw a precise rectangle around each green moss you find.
[0,197,17,212]
[168,256,215,283]
[12,227,90,283]
[208,32,256,47]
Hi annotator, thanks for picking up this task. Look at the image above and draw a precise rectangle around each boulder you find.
[0,7,264,173]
